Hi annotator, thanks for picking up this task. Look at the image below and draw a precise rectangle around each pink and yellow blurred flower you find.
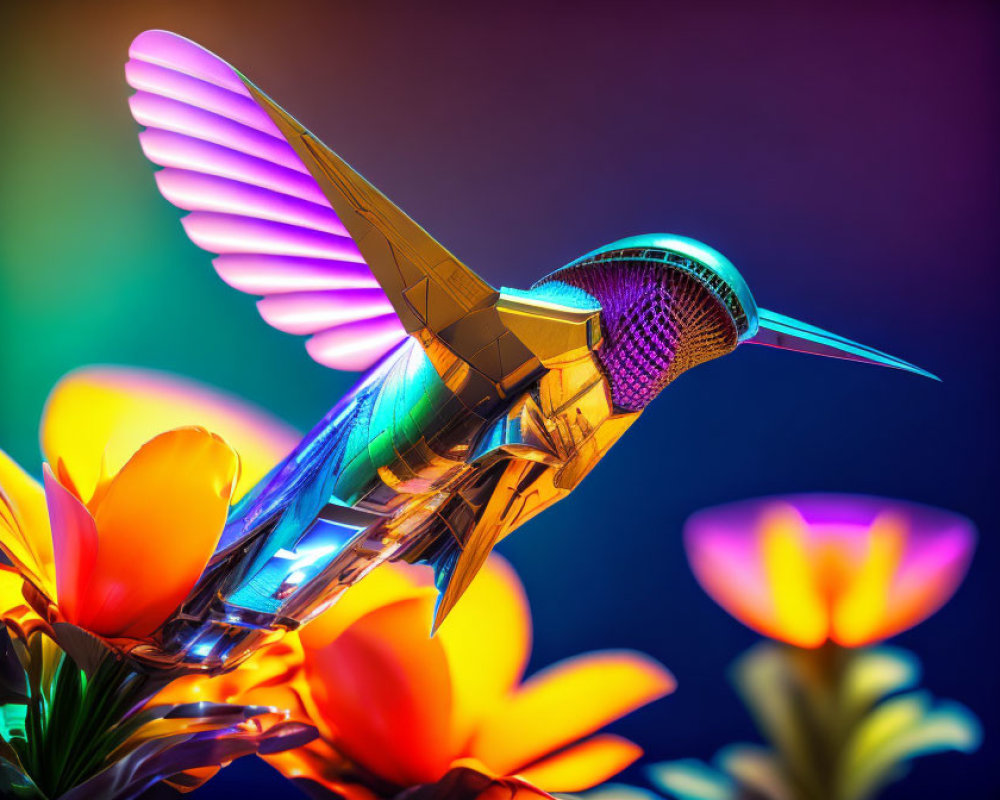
[0,366,298,652]
[162,554,675,798]
[685,493,975,648]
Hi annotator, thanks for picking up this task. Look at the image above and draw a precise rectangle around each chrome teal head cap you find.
[568,234,762,341]
[550,234,938,380]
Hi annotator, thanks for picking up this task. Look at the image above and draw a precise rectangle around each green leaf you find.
[716,744,793,800]
[730,643,830,798]
[43,652,87,793]
[565,784,664,800]
[0,704,27,741]
[839,647,920,721]
[648,759,735,800]
[838,692,981,800]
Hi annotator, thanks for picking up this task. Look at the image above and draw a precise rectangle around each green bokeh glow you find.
[0,10,351,474]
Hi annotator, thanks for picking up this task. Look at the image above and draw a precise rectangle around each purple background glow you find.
[1,2,997,797]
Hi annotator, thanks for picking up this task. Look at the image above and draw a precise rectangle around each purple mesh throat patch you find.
[536,256,738,411]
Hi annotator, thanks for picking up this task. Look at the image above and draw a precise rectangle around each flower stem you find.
[16,640,158,798]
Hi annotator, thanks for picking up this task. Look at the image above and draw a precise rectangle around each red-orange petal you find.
[72,428,237,638]
[299,561,432,651]
[44,465,98,626]
[472,650,673,774]
[304,595,456,787]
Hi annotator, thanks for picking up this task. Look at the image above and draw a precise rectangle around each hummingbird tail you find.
[426,526,503,635]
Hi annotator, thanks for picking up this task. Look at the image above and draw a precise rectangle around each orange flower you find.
[167,555,674,797]
[0,366,297,646]
[396,766,554,799]
[685,494,975,648]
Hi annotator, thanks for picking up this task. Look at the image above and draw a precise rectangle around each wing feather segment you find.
[127,29,480,371]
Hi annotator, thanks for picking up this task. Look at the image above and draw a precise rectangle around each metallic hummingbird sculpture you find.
[125,30,935,670]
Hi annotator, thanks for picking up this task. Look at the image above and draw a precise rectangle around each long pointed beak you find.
[746,309,939,380]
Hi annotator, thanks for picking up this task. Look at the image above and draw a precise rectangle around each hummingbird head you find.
[534,234,935,413]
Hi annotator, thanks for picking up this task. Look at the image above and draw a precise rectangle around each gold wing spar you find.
[247,85,498,336]
[129,30,602,397]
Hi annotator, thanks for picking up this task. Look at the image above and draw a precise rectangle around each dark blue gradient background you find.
[1,2,997,798]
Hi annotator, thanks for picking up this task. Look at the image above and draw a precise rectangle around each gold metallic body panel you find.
[379,348,638,627]
[245,82,641,627]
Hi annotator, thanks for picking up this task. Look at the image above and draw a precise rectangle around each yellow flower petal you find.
[0,564,28,617]
[0,564,46,635]
[472,650,674,774]
[41,366,298,503]
[0,448,55,595]
[265,738,378,799]
[299,556,532,764]
[299,561,432,651]
[153,635,302,710]
[436,555,532,751]
[832,513,905,646]
[69,428,237,638]
[759,506,828,647]
[514,733,642,793]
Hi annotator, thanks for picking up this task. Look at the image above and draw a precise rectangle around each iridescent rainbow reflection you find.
[684,494,975,648]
